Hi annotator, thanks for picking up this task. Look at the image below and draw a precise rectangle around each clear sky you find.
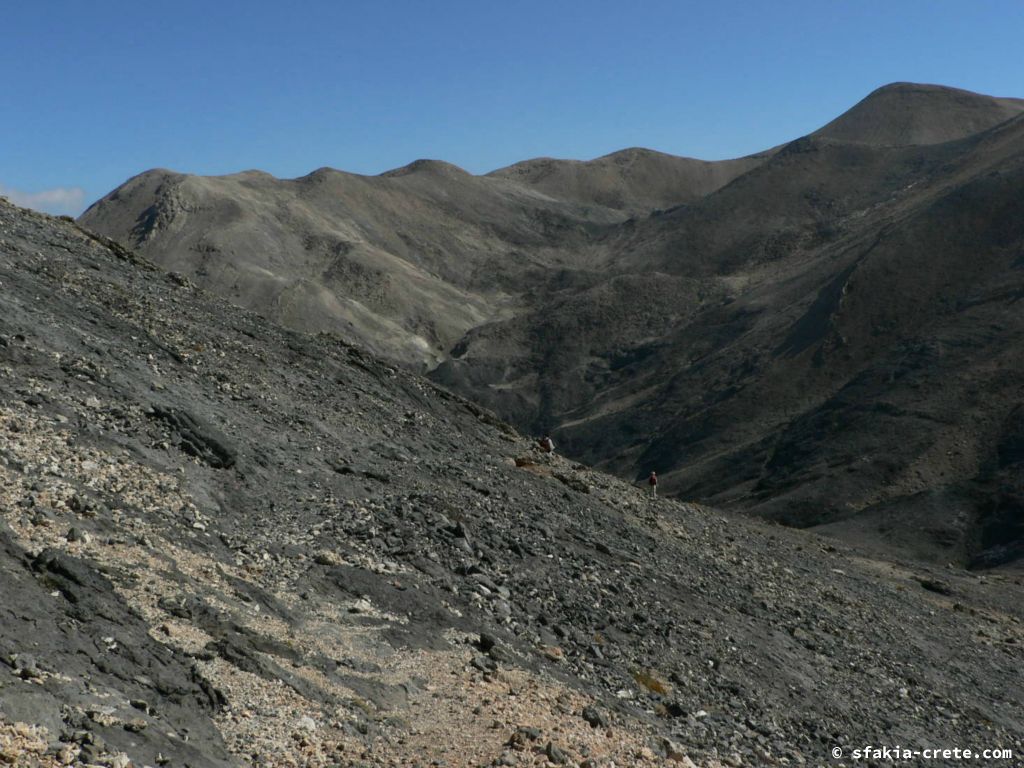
[3,0,1023,215]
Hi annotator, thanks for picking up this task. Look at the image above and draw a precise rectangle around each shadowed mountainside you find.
[436,88,1024,568]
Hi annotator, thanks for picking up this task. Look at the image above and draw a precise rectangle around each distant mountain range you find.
[79,82,1024,567]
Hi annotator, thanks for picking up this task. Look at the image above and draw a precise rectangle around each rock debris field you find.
[0,197,1022,766]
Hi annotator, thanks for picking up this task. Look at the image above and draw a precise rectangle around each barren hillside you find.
[79,163,624,369]
[3,195,1023,767]
[78,83,1024,568]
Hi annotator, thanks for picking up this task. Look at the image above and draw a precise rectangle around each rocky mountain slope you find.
[78,83,1024,568]
[4,197,1024,766]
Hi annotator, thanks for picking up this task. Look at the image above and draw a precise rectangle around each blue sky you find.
[3,0,1023,214]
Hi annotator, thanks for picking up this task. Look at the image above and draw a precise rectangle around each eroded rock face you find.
[148,405,237,469]
[3,199,1023,765]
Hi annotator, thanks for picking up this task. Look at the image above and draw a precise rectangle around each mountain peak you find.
[379,159,471,178]
[813,82,1024,146]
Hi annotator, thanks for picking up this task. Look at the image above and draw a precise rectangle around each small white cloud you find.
[0,183,87,216]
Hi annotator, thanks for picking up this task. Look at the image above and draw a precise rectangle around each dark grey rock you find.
[581,706,608,728]
[545,741,568,764]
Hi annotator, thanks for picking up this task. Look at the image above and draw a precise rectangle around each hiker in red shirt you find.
[538,435,555,454]
[648,471,658,497]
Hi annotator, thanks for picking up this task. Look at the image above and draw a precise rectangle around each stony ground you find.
[1,197,1022,767]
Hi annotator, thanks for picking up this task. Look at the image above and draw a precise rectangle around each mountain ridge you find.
[487,146,773,212]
